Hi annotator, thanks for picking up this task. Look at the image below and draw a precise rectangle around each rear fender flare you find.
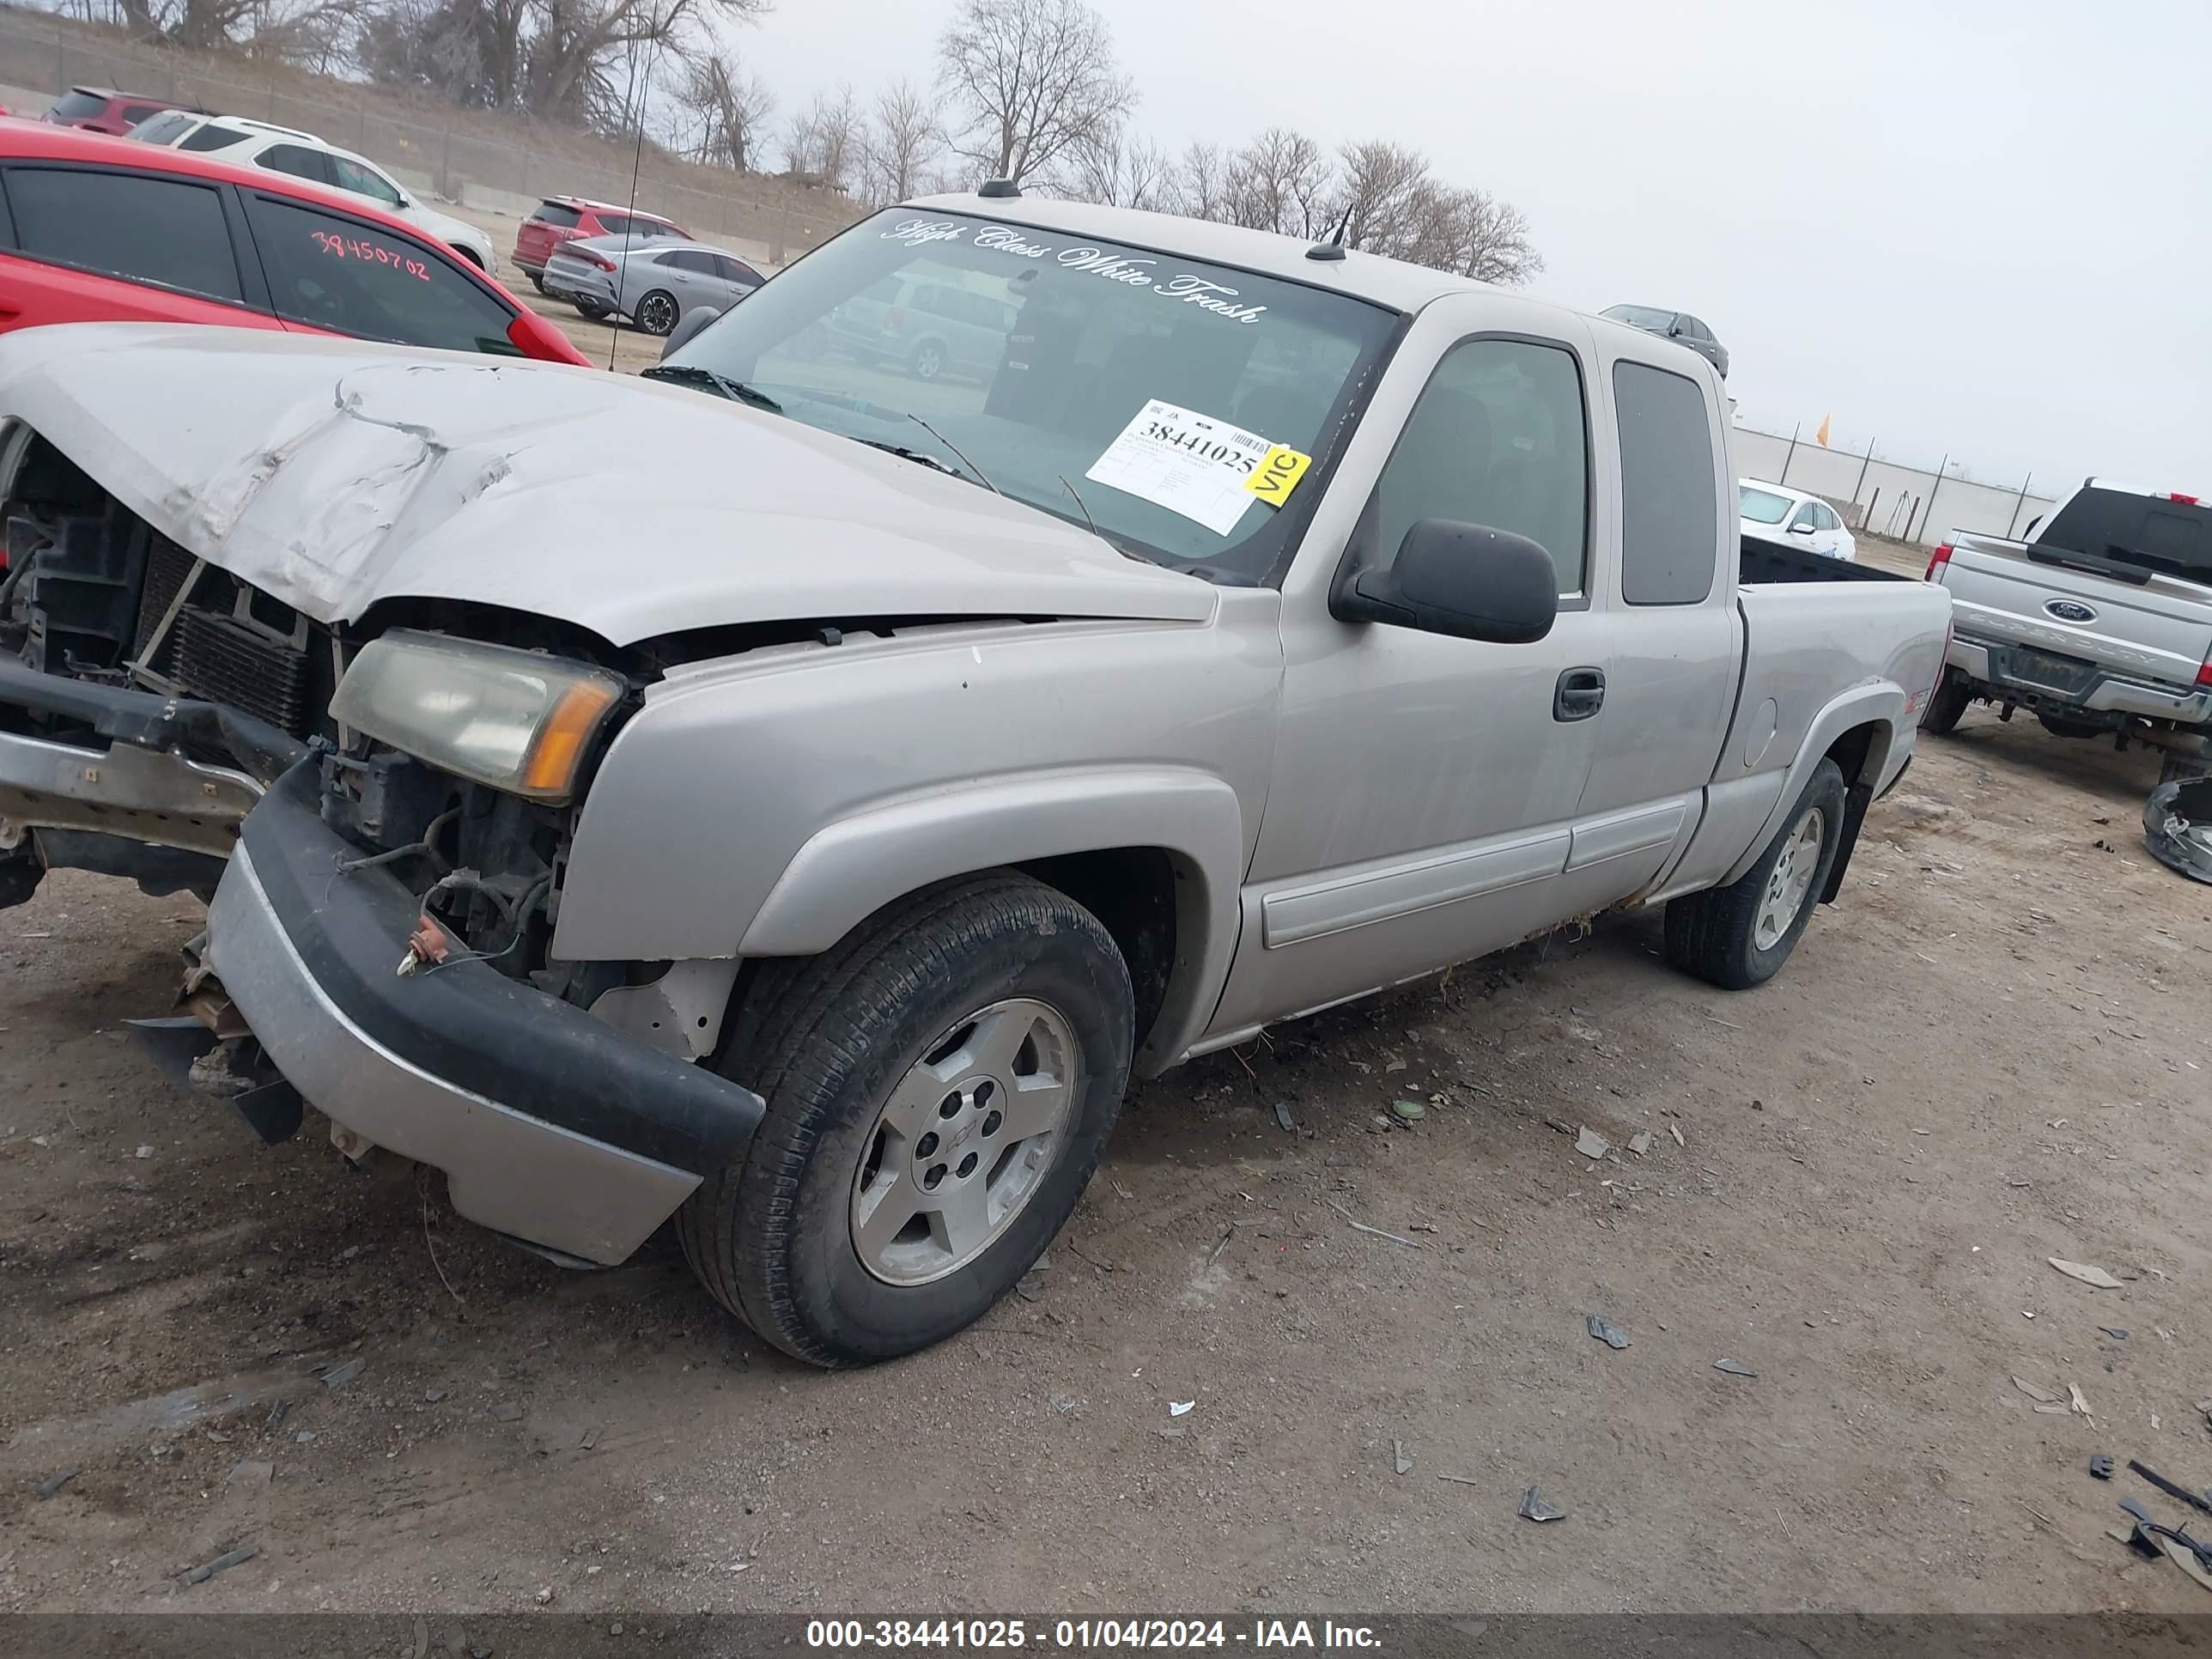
[1717,685,1901,888]
[739,767,1246,1071]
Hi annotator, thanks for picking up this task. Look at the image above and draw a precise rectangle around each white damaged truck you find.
[0,192,1949,1363]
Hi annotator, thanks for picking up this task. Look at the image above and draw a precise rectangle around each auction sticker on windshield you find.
[1086,399,1295,536]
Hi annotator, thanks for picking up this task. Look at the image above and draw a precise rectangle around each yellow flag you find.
[1815,414,1832,447]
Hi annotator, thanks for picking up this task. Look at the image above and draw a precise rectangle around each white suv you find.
[129,112,498,275]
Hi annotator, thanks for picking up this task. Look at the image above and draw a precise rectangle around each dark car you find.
[42,86,197,137]
[1600,304,1729,378]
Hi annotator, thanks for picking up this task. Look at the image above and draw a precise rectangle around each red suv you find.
[0,125,589,365]
[42,86,196,137]
[512,196,690,291]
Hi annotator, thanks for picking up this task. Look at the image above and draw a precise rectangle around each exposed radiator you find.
[173,607,311,738]
[130,538,198,673]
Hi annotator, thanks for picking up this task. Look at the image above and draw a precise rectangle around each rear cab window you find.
[0,166,245,307]
[241,191,521,356]
[2036,487,2212,586]
[1613,360,1720,605]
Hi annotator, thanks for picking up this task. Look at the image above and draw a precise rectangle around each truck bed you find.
[1740,533,1916,586]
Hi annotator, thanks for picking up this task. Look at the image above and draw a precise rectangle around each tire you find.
[635,289,679,337]
[678,872,1134,1367]
[2160,752,2212,787]
[1664,758,1849,991]
[1921,668,1972,736]
[526,270,545,294]
[908,338,945,381]
[574,299,609,321]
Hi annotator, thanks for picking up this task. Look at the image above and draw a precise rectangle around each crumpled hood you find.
[0,325,1214,644]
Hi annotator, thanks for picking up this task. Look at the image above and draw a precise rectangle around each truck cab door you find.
[1559,352,1743,905]
[1206,307,1610,1038]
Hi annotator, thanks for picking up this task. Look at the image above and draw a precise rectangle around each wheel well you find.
[456,246,485,270]
[1823,720,1885,787]
[1016,848,1178,1050]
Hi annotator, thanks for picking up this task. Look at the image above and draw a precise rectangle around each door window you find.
[3,167,243,304]
[331,155,405,209]
[714,255,760,286]
[258,144,333,185]
[1614,360,1719,605]
[1367,337,1591,595]
[243,192,520,355]
[1788,504,1819,533]
[179,124,247,153]
[1815,503,1842,532]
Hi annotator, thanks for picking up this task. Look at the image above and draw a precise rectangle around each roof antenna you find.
[608,43,659,373]
[1306,204,1353,263]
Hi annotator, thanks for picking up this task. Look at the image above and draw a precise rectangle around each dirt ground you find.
[4,524,2211,1617]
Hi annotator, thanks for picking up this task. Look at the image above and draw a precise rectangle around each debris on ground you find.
[1169,1401,1194,1417]
[490,1401,524,1422]
[2099,1327,2130,1341]
[425,1388,447,1402]
[1627,1131,1653,1156]
[183,1543,258,1585]
[34,1466,81,1499]
[320,1358,367,1389]
[580,1427,601,1450]
[2142,776,2212,885]
[1389,1098,1426,1124]
[1669,1123,1686,1146]
[2127,1459,2212,1520]
[264,1401,289,1432]
[2012,1376,2060,1403]
[1273,1102,1297,1133]
[1517,1487,1565,1522]
[2069,1382,2094,1419]
[1574,1127,1611,1160]
[1586,1315,1630,1350]
[226,1459,273,1487]
[1323,1197,1422,1249]
[1714,1358,1757,1377]
[2091,1455,2115,1480]
[2048,1258,2124,1289]
[1393,1440,1413,1475]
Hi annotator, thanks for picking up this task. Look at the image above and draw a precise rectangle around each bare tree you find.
[1220,127,1334,239]
[1165,139,1227,221]
[111,0,362,64]
[780,85,861,191]
[1395,184,1543,285]
[1329,139,1431,254]
[679,46,775,172]
[861,78,942,206]
[1054,121,1171,210]
[936,0,1135,187]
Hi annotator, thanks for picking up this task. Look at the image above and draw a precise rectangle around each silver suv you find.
[824,273,1018,382]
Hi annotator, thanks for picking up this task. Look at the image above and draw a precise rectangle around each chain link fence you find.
[0,6,868,263]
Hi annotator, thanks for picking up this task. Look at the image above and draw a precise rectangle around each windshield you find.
[660,208,1400,580]
[131,109,194,145]
[2037,486,2211,586]
[1738,485,1794,525]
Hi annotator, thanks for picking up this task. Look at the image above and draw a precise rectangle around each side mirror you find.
[1788,520,1814,536]
[1334,520,1558,644]
[660,305,722,359]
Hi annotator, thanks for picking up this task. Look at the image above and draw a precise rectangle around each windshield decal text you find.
[878,217,1267,324]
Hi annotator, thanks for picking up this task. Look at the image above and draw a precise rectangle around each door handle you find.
[1553,666,1607,722]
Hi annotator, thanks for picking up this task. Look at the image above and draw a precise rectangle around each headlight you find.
[331,630,624,804]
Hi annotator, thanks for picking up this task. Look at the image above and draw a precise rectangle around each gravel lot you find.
[2,275,2209,1616]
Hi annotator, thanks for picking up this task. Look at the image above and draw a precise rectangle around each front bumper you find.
[1947,634,2212,726]
[207,763,764,1264]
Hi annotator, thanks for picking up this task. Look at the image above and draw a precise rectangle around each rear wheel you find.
[526,270,545,294]
[1921,669,1972,735]
[908,338,945,381]
[678,873,1134,1367]
[635,289,679,337]
[1664,758,1848,990]
[574,299,609,320]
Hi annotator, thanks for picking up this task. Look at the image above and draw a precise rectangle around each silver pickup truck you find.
[0,193,1950,1364]
[1923,478,2212,783]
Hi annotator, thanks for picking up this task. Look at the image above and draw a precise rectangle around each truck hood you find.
[0,325,1215,644]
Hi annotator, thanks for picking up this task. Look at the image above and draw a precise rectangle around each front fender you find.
[744,767,1246,1070]
[1717,683,1902,888]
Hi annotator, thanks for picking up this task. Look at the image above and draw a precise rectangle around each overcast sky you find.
[743,0,2211,493]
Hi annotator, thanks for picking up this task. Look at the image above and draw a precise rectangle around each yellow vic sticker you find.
[1244,443,1312,507]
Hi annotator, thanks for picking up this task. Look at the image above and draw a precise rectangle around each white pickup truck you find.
[0,192,1951,1364]
[1924,478,2212,783]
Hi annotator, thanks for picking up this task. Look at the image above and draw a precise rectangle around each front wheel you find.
[908,339,945,381]
[1664,758,1848,991]
[678,873,1134,1367]
[635,289,679,337]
